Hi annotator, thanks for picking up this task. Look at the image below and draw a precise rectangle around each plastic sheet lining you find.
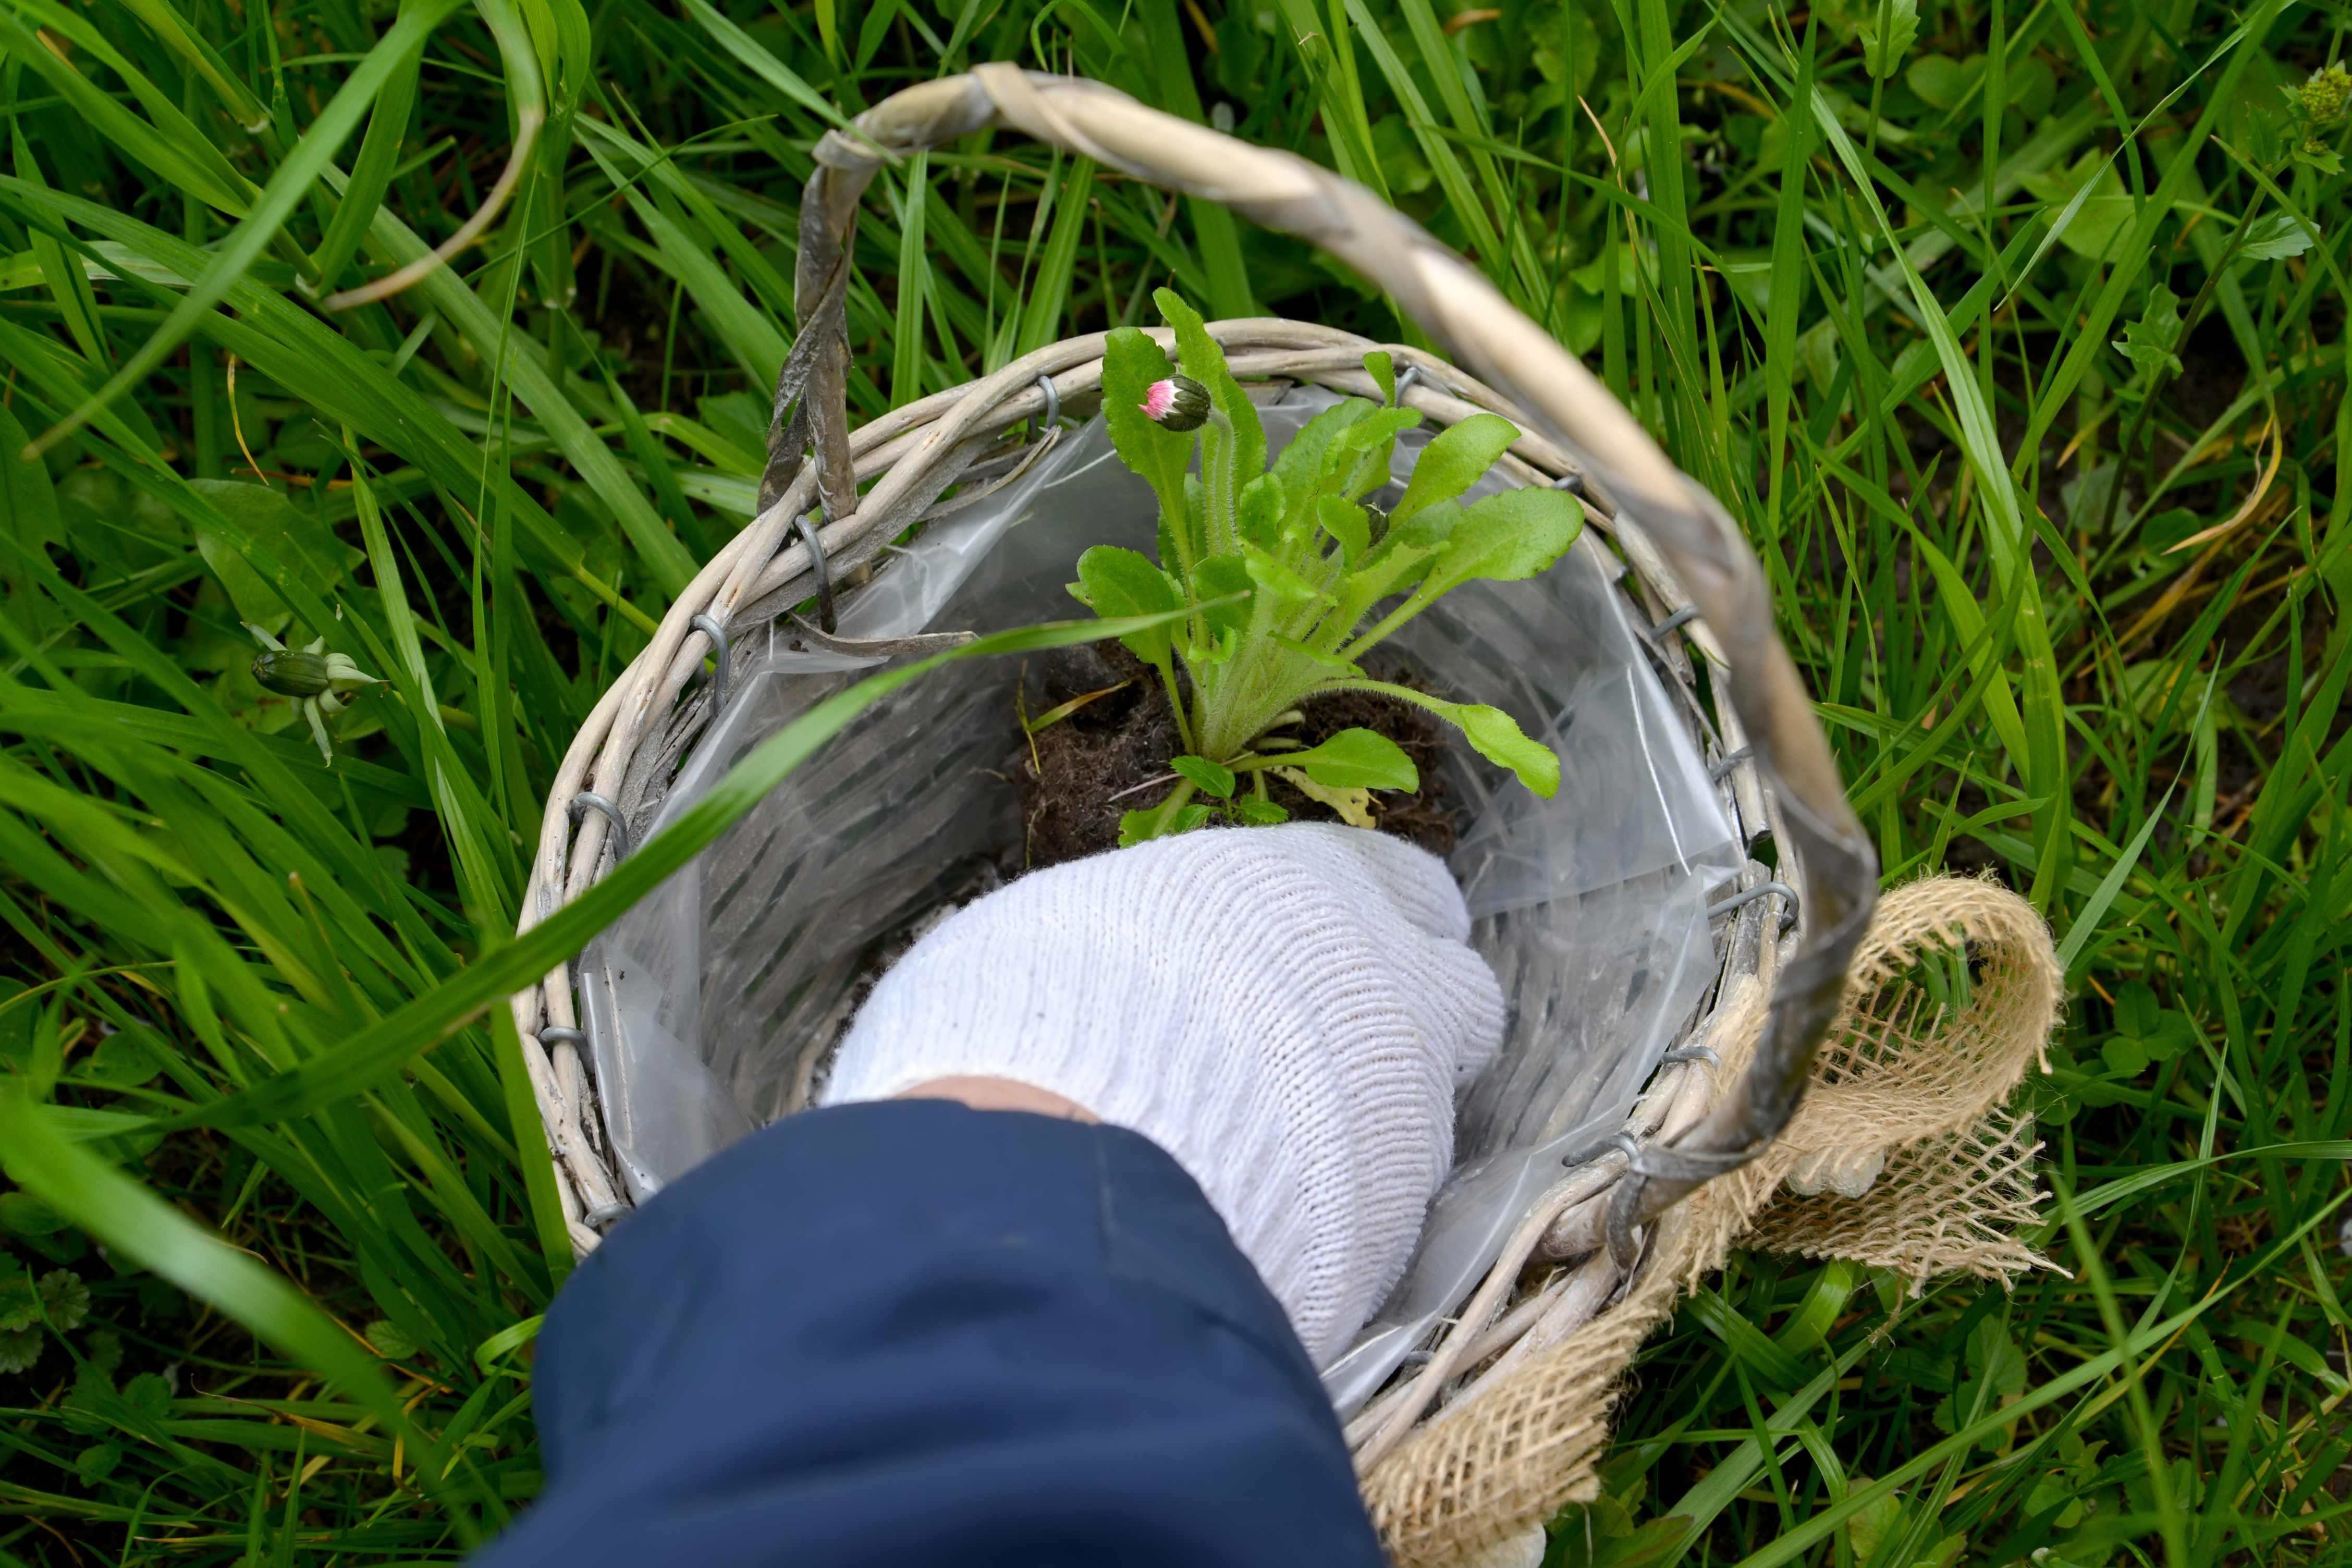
[580,388,1739,1410]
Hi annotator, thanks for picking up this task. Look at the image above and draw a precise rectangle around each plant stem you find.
[1142,777,1198,838]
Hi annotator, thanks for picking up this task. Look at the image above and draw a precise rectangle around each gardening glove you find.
[818,822,1506,1368]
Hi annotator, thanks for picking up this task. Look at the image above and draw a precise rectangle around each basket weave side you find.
[1359,875,2063,1567]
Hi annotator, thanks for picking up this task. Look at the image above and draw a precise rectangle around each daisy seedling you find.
[1071,289,1584,844]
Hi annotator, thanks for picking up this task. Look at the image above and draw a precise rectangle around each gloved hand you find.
[819,822,1506,1367]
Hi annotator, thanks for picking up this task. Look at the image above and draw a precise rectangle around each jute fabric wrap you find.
[1358,875,2063,1566]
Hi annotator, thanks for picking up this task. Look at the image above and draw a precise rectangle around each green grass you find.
[0,0,2347,1560]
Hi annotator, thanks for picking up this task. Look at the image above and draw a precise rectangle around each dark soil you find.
[1009,641,1461,870]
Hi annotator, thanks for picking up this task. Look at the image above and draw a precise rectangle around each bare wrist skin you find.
[896,1076,1101,1123]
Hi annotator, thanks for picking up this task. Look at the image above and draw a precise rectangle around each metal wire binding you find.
[1027,373,1060,440]
[536,1026,587,1048]
[1392,363,1463,405]
[1708,880,1799,928]
[1708,745,1754,781]
[1650,604,1699,638]
[1661,1044,1721,1067]
[689,614,731,715]
[568,791,631,862]
[1562,1129,1643,1167]
[582,1203,629,1228]
[794,512,838,633]
[1554,470,1588,496]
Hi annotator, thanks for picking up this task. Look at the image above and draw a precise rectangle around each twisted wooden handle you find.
[773,68,1879,1234]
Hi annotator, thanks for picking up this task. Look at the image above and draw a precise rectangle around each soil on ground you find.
[1009,640,1461,871]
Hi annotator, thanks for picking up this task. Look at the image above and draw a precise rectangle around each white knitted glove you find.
[819,822,1505,1367]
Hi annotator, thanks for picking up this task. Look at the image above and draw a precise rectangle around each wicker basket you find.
[509,67,1891,1563]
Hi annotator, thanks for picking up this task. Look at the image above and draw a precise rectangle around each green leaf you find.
[1905,53,1985,110]
[1238,473,1285,549]
[365,1318,420,1360]
[1334,406,1425,500]
[1118,800,1215,846]
[0,1259,37,1331]
[1363,348,1396,405]
[2139,1014,2194,1062]
[1455,703,1560,797]
[1234,797,1290,825]
[2113,283,2185,374]
[1269,397,1378,501]
[1074,544,1180,665]
[189,479,363,628]
[1171,755,1236,799]
[121,1371,171,1418]
[39,1269,90,1332]
[1930,1318,2026,1444]
[75,1442,123,1487]
[1244,545,1328,606]
[2115,979,2161,1037]
[79,1027,163,1088]
[1327,681,1559,798]
[0,1192,70,1238]
[1280,727,1418,791]
[1389,412,1520,530]
[1420,486,1585,599]
[2237,209,2318,261]
[1317,494,1370,564]
[1856,0,1918,79]
[1843,1480,1906,1565]
[2101,1036,2150,1075]
[0,1327,38,1375]
[1194,555,1256,639]
[2020,153,2136,261]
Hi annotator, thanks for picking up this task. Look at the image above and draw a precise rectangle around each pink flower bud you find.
[1138,374,1211,432]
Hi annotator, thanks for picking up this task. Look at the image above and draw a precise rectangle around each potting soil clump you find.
[1013,641,1459,870]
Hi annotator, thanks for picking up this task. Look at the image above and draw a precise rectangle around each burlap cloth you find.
[1361,874,2064,1566]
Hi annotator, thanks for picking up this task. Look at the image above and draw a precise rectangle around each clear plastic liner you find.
[582,388,1738,1407]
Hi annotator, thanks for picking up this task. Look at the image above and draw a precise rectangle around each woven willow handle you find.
[769,67,1879,1235]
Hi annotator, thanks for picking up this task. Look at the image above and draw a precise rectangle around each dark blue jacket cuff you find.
[479,1099,1383,1567]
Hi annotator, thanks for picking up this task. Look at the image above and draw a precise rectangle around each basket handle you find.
[769,68,1879,1238]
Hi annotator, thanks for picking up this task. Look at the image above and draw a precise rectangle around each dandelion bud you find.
[253,648,332,697]
[1140,375,1211,433]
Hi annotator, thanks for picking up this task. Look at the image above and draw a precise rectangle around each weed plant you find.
[0,0,2346,1561]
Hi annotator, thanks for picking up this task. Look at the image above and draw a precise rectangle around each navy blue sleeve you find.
[479,1100,1385,1568]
